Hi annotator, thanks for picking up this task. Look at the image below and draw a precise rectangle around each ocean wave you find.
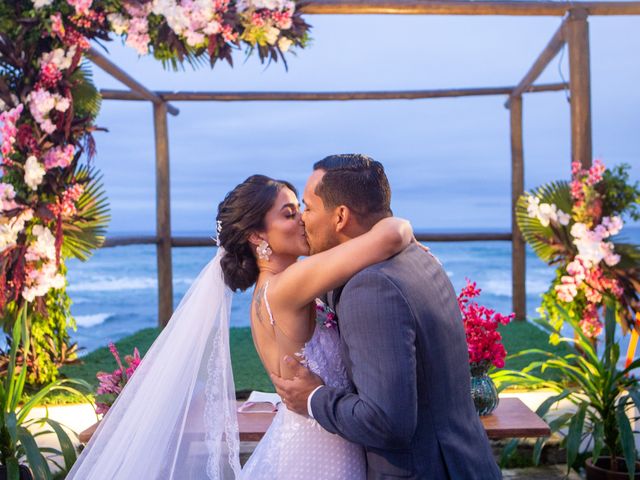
[474,276,552,298]
[67,276,194,292]
[75,313,112,327]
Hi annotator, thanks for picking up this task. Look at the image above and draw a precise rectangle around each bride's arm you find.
[270,217,413,310]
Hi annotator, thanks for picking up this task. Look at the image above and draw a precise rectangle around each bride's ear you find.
[248,232,266,247]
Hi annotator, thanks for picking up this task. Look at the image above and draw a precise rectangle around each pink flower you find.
[50,13,65,38]
[43,144,75,169]
[587,159,605,186]
[67,0,92,15]
[579,304,602,338]
[0,104,24,157]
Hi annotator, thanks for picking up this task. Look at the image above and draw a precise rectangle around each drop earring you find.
[257,240,272,261]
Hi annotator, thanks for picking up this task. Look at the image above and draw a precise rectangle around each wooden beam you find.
[86,48,180,116]
[567,8,593,170]
[506,19,567,107]
[301,0,640,16]
[99,83,567,102]
[103,236,158,247]
[153,102,174,328]
[509,96,526,321]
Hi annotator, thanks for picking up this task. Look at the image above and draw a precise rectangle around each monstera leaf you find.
[516,181,574,264]
[61,165,110,261]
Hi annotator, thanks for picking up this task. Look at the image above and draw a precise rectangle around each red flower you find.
[458,279,514,369]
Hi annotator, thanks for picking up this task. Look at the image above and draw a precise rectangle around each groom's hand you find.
[270,356,324,417]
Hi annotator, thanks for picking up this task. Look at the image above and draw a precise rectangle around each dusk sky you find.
[88,12,640,235]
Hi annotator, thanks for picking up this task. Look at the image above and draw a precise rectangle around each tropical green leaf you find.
[61,164,110,261]
[70,62,102,122]
[516,181,574,264]
[533,437,547,466]
[592,421,604,462]
[566,403,587,470]
[42,418,77,471]
[535,389,572,418]
[499,438,520,467]
[616,400,636,477]
[5,457,19,480]
[17,426,51,480]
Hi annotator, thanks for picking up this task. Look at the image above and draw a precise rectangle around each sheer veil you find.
[67,248,242,479]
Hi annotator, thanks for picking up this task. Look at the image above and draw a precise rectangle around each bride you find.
[67,174,414,479]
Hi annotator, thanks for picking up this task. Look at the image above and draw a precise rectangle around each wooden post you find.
[510,95,526,321]
[153,102,174,328]
[567,8,593,170]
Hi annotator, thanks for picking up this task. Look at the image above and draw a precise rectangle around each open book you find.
[237,391,282,413]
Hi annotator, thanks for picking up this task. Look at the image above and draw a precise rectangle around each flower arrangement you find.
[315,298,337,329]
[458,279,514,370]
[95,342,141,415]
[516,161,640,340]
[0,0,310,383]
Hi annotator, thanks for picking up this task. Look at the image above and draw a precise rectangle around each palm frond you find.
[61,165,110,262]
[516,181,573,264]
[70,62,102,122]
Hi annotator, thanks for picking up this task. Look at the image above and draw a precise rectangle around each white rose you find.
[556,209,571,226]
[108,14,130,36]
[278,37,293,52]
[24,156,46,191]
[571,222,588,239]
[32,0,54,8]
[264,27,280,46]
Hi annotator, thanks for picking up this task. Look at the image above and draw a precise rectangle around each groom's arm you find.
[311,270,418,450]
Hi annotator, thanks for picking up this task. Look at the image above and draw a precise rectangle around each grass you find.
[498,319,573,386]
[36,319,565,404]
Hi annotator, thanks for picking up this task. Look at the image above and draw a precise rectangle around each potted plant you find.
[0,305,91,480]
[494,304,640,479]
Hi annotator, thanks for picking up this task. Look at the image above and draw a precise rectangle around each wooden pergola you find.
[89,0,640,327]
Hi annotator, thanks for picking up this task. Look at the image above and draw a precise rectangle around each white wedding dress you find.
[240,290,366,479]
[67,249,365,479]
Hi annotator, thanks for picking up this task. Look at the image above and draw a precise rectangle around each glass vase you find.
[470,362,499,416]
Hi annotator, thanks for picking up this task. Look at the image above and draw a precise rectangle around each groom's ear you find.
[334,206,352,233]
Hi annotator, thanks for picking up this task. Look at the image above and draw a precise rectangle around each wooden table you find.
[237,397,549,441]
[79,397,549,444]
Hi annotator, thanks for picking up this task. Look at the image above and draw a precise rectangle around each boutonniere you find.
[315,299,337,329]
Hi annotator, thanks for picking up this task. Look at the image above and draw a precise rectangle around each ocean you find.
[66,227,640,355]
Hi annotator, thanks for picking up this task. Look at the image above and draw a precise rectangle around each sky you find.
[87,12,640,234]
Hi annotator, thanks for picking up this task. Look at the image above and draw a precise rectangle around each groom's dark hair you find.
[313,154,392,227]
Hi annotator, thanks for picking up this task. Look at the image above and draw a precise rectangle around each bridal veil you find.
[67,248,241,479]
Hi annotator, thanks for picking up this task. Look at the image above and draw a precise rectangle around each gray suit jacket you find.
[311,243,501,479]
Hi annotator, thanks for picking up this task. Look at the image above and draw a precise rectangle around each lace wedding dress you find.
[240,291,366,479]
[67,250,364,479]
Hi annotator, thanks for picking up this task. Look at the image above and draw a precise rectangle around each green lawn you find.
[43,319,564,404]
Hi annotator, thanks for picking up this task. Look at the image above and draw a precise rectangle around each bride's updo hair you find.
[217,175,298,292]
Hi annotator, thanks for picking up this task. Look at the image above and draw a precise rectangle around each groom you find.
[272,154,501,479]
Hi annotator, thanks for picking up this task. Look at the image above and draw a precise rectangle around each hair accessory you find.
[214,220,223,247]
[256,240,272,261]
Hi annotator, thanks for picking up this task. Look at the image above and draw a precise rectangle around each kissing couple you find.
[68,154,501,479]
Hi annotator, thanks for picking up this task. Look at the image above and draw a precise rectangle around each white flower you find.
[108,13,130,35]
[602,216,624,236]
[24,156,46,191]
[278,37,293,52]
[39,47,76,71]
[0,209,33,253]
[557,210,571,226]
[27,225,57,261]
[570,222,588,239]
[32,0,54,8]
[55,96,70,112]
[264,26,280,45]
